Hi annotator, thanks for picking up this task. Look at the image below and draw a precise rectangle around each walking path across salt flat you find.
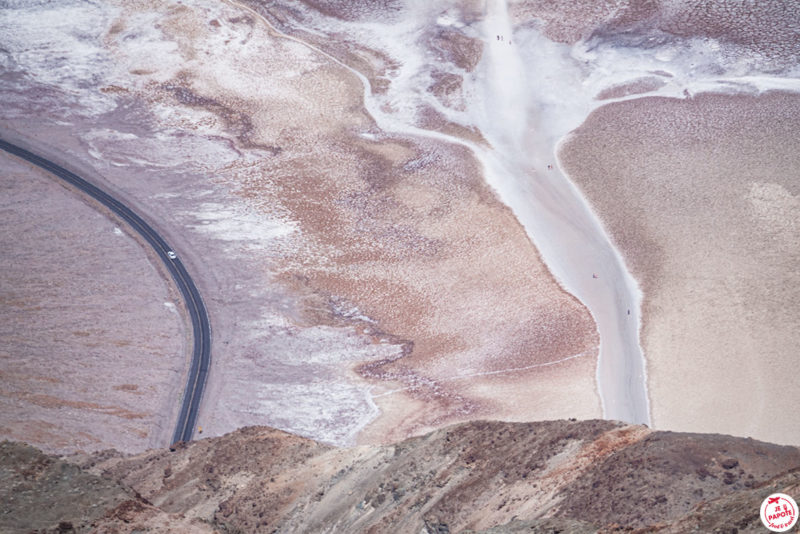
[474,0,650,424]
[226,0,800,427]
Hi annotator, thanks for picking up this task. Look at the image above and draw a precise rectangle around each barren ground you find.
[560,92,800,445]
[0,0,600,453]
[0,151,186,454]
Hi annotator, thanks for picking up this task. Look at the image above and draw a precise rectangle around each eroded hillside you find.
[3,420,799,533]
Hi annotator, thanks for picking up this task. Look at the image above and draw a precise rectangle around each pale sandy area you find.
[0,152,186,454]
[560,92,800,445]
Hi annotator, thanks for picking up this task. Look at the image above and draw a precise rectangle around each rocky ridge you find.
[2,419,798,533]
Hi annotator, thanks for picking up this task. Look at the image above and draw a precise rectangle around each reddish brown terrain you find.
[2,420,799,533]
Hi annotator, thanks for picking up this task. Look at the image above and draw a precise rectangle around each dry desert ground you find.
[1,0,798,453]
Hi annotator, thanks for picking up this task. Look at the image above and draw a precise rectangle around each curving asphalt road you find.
[0,137,209,445]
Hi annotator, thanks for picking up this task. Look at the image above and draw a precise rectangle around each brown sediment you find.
[510,0,623,44]
[658,2,800,59]
[265,130,601,441]
[428,71,465,109]
[159,78,282,153]
[294,0,402,22]
[560,91,800,445]
[418,105,489,146]
[428,26,485,72]
[594,76,667,100]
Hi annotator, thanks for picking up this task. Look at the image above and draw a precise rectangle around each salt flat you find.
[561,92,800,445]
[1,0,798,451]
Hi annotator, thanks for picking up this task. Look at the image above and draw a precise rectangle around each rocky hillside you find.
[2,420,799,533]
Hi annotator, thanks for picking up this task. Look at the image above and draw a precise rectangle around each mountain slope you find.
[3,420,798,533]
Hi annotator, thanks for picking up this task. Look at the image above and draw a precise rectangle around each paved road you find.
[0,138,210,445]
